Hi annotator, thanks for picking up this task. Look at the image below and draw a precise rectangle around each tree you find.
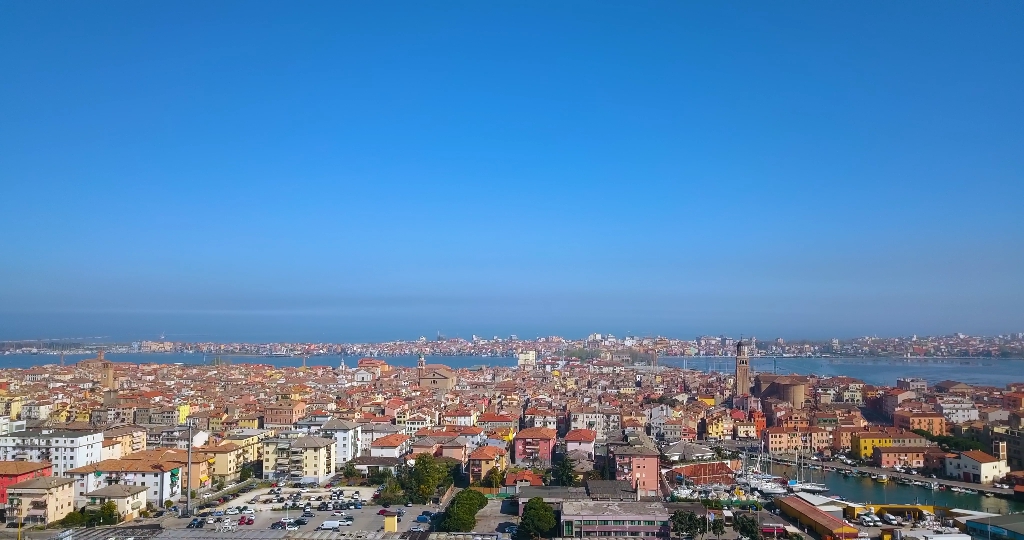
[671,510,705,539]
[440,503,477,532]
[734,514,761,540]
[98,501,121,525]
[552,456,576,487]
[342,460,358,479]
[407,453,449,504]
[710,516,726,540]
[164,500,175,509]
[518,497,556,540]
[60,510,86,528]
[439,490,487,532]
[239,466,252,481]
[482,468,505,488]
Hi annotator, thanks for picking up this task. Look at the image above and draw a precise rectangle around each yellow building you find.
[238,416,261,429]
[697,395,717,407]
[176,404,191,425]
[7,477,76,526]
[703,416,726,440]
[852,432,893,460]
[197,443,245,485]
[0,395,24,419]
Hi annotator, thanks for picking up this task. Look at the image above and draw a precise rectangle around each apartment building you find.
[6,477,75,526]
[319,420,362,464]
[893,411,946,437]
[763,427,833,455]
[0,429,102,477]
[66,457,184,508]
[263,436,336,484]
[568,407,622,440]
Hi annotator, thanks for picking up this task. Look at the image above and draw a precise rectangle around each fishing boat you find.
[875,474,889,483]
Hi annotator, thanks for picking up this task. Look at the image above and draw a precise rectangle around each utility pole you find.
[185,422,193,517]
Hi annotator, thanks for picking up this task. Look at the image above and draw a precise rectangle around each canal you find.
[770,464,1024,514]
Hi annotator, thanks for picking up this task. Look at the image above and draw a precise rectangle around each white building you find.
[937,400,980,424]
[358,424,404,454]
[944,450,1009,484]
[0,429,102,477]
[66,460,180,508]
[353,370,374,383]
[517,351,537,370]
[320,419,361,464]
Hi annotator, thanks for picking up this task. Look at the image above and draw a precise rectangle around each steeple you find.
[417,353,426,377]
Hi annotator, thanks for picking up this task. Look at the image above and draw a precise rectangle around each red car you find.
[238,517,254,525]
[378,509,389,515]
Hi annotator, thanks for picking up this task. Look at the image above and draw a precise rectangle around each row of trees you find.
[366,453,459,506]
[911,429,984,452]
[59,502,121,528]
[439,490,489,532]
[670,509,727,540]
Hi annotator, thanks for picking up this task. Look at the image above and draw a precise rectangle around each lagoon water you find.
[1,353,1021,387]
[769,463,1024,513]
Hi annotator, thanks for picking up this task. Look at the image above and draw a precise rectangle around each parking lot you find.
[168,483,439,533]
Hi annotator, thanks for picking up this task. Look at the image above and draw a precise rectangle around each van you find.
[320,520,342,530]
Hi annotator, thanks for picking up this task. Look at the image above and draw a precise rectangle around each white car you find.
[299,488,310,493]
[280,518,294,523]
[241,509,255,515]
[225,508,239,515]
[286,524,299,531]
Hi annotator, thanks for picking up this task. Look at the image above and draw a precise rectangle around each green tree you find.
[163,500,175,509]
[552,456,576,487]
[60,510,86,528]
[407,453,449,504]
[342,460,358,479]
[482,468,505,488]
[517,497,556,540]
[99,501,121,525]
[710,516,726,540]
[671,510,705,539]
[439,490,487,532]
[239,466,252,481]
[734,514,761,540]
[368,467,394,486]
[440,503,477,532]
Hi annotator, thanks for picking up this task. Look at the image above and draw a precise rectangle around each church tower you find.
[417,353,426,378]
[735,340,751,397]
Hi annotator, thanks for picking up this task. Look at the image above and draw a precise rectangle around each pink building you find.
[609,445,661,497]
[513,427,557,467]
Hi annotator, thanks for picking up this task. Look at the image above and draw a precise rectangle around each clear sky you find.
[2,2,1022,342]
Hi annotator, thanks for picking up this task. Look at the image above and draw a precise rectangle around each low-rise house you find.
[370,433,411,459]
[84,484,147,522]
[564,429,597,460]
[945,450,1009,484]
[468,446,507,484]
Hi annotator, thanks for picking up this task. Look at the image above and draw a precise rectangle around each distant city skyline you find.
[2,3,1022,337]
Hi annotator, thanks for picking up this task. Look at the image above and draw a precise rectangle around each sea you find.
[1,353,1022,387]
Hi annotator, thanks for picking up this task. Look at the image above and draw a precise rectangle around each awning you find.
[199,475,209,482]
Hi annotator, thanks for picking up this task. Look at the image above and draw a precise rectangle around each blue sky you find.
[1,2,1022,342]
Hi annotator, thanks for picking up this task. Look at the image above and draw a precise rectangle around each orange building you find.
[894,411,946,436]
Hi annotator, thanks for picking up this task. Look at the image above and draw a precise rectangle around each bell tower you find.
[417,353,426,378]
[735,340,751,398]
